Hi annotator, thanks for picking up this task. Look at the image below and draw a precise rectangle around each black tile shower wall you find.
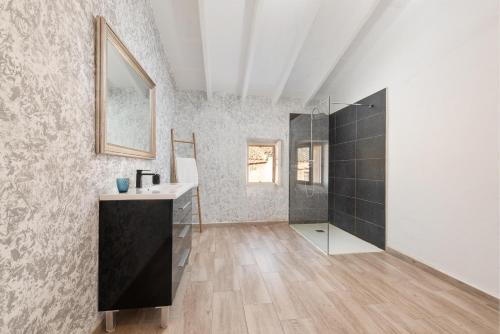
[329,89,386,249]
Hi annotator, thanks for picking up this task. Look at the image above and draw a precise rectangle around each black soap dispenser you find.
[153,172,160,185]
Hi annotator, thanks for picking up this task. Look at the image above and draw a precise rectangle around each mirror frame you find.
[95,16,156,159]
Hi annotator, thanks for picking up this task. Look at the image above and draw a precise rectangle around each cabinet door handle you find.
[178,202,190,211]
[178,225,190,238]
[177,248,190,268]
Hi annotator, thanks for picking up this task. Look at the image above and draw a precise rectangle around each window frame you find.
[246,141,280,185]
[296,144,312,185]
[296,143,324,185]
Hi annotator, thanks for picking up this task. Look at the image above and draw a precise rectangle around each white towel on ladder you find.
[175,157,199,186]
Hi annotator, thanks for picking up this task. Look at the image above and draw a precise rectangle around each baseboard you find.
[386,247,499,310]
[199,220,287,227]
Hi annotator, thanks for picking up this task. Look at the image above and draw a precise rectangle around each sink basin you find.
[100,183,195,201]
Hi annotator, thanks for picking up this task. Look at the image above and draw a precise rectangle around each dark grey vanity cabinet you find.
[98,189,192,312]
[171,189,192,295]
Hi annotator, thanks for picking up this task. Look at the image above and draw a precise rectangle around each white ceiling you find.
[151,0,379,104]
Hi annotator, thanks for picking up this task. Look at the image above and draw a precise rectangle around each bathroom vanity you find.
[98,183,194,332]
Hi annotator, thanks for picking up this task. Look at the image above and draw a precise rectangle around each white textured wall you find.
[174,92,305,223]
[323,0,500,297]
[0,1,175,332]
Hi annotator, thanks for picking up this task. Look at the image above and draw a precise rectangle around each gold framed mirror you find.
[95,16,156,159]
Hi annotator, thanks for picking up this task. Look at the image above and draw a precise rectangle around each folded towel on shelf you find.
[175,157,199,186]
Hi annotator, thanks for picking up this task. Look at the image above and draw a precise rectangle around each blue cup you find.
[116,178,129,193]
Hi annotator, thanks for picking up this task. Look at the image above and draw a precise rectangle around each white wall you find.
[174,92,305,223]
[322,0,500,297]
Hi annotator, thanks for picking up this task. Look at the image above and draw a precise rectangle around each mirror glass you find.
[106,39,151,152]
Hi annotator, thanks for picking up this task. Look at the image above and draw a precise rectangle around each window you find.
[312,144,322,184]
[247,144,277,183]
[297,143,324,184]
[297,146,310,182]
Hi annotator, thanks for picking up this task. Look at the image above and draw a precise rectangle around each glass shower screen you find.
[289,106,330,254]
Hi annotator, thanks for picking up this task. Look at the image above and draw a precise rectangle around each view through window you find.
[247,145,276,183]
[297,146,310,182]
[297,144,323,184]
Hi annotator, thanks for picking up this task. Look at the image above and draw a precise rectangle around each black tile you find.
[333,212,355,234]
[328,148,335,163]
[356,159,385,180]
[335,123,356,144]
[328,209,334,223]
[334,141,355,160]
[311,117,329,141]
[334,105,356,127]
[329,126,336,146]
[334,195,354,216]
[356,180,385,203]
[355,220,385,249]
[329,113,336,129]
[357,113,385,139]
[334,160,355,178]
[356,199,385,227]
[328,177,334,194]
[356,89,386,121]
[333,177,355,197]
[356,135,385,159]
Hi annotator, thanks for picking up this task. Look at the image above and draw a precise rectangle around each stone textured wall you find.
[0,1,175,332]
[174,92,305,223]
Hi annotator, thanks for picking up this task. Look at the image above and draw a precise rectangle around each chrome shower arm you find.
[331,102,374,108]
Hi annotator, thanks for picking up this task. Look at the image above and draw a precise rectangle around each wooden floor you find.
[98,223,499,334]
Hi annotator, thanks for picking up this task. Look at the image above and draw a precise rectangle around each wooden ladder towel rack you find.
[171,129,203,233]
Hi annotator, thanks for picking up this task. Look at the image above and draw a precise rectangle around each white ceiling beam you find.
[240,0,262,101]
[198,0,212,100]
[303,0,381,106]
[272,0,322,105]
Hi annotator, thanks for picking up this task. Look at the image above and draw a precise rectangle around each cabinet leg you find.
[160,307,169,328]
[105,311,116,332]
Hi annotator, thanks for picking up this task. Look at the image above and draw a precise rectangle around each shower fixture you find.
[331,102,374,108]
[305,106,321,198]
[313,98,374,110]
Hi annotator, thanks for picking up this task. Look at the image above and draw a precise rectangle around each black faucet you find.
[136,170,156,188]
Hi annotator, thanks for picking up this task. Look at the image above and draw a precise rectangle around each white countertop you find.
[100,183,195,201]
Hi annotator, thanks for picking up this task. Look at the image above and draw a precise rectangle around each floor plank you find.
[280,318,322,334]
[261,272,309,321]
[239,264,272,305]
[211,291,247,334]
[213,258,240,292]
[244,303,284,334]
[183,282,213,334]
